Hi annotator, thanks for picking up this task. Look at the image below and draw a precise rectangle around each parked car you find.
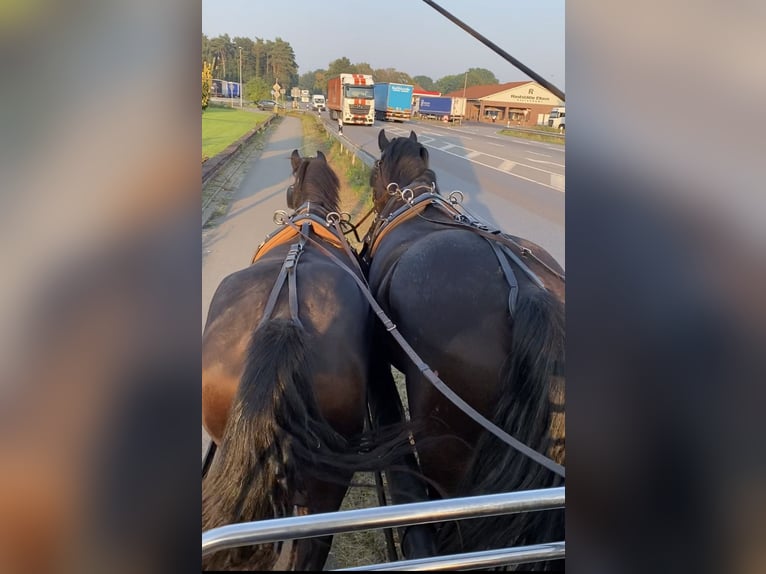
[256,99,283,110]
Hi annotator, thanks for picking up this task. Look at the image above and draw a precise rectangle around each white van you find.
[311,94,326,112]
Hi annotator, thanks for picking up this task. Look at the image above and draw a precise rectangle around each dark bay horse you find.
[363,130,566,569]
[201,150,404,571]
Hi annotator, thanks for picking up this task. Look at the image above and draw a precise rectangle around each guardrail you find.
[202,487,565,570]
[316,117,377,168]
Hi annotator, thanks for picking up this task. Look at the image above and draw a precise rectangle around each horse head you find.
[371,129,435,216]
[287,149,340,213]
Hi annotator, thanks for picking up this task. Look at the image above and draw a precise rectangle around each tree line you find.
[202,33,500,105]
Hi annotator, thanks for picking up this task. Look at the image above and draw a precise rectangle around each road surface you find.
[320,115,565,266]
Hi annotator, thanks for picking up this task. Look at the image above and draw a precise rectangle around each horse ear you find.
[316,150,326,162]
[290,150,302,173]
[409,131,418,142]
[378,129,389,151]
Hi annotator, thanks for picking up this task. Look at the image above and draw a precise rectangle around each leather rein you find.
[267,198,566,479]
[306,188,566,478]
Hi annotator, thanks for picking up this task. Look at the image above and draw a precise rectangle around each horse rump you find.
[437,288,565,570]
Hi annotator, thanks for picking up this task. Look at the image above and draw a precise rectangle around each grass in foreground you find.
[202,105,270,160]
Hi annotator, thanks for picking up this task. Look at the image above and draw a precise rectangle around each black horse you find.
[363,130,566,569]
[201,150,408,571]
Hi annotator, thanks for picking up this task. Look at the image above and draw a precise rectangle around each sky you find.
[202,0,565,91]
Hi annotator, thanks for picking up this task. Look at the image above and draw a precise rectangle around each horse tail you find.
[201,319,350,571]
[438,288,565,569]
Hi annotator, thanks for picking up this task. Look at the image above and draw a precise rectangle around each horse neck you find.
[292,198,337,219]
[376,171,436,220]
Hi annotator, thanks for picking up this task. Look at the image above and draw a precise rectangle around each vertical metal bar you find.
[365,404,399,563]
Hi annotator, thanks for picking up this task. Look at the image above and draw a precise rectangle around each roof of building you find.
[413,87,441,96]
[443,81,532,100]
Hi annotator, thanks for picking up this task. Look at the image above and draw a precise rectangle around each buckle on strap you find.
[284,243,302,269]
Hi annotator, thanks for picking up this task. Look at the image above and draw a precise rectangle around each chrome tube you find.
[337,542,565,571]
[202,487,564,557]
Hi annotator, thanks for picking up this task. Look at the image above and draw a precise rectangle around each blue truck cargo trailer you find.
[373,82,414,122]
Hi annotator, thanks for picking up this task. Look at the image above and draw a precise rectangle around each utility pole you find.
[238,46,243,108]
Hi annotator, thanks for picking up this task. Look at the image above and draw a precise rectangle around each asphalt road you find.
[320,114,565,266]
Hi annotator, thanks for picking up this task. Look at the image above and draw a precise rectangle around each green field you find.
[202,105,270,160]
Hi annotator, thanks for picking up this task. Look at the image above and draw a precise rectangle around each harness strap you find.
[284,219,565,479]
[257,229,308,330]
[487,240,519,315]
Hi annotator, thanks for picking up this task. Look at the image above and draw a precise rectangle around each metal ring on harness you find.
[340,211,352,222]
[273,210,288,225]
[326,211,341,226]
[448,190,464,205]
[386,182,400,196]
[400,188,414,203]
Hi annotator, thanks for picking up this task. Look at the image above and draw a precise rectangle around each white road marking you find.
[499,160,516,171]
[526,158,566,168]
[550,174,566,191]
[422,142,565,193]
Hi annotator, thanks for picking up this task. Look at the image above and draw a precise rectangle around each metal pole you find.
[421,0,564,101]
[202,487,564,556]
[238,47,243,108]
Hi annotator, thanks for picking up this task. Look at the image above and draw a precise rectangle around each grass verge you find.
[499,127,565,145]
[202,104,271,160]
[295,113,374,250]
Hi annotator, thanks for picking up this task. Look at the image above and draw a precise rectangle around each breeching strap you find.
[257,222,309,330]
[285,219,566,479]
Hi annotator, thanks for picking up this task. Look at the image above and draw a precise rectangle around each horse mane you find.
[374,136,437,196]
[293,154,341,213]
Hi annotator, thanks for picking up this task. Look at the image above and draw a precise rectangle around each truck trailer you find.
[416,95,465,122]
[373,82,414,122]
[326,73,375,126]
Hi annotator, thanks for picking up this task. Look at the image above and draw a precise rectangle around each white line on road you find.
[423,142,565,193]
[526,158,566,168]
[499,160,516,171]
[528,151,552,157]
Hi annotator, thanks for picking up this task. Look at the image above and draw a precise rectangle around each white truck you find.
[311,94,326,112]
[547,106,565,132]
[326,73,375,126]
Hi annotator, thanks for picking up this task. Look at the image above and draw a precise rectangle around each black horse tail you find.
[438,288,565,570]
[201,319,350,571]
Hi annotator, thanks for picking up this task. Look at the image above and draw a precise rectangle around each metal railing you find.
[202,487,565,570]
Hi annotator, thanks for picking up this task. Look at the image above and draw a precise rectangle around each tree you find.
[326,57,352,78]
[312,70,327,94]
[202,60,213,111]
[354,62,374,76]
[412,75,436,91]
[244,77,270,103]
[435,68,499,95]
[373,68,414,84]
[465,67,499,86]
